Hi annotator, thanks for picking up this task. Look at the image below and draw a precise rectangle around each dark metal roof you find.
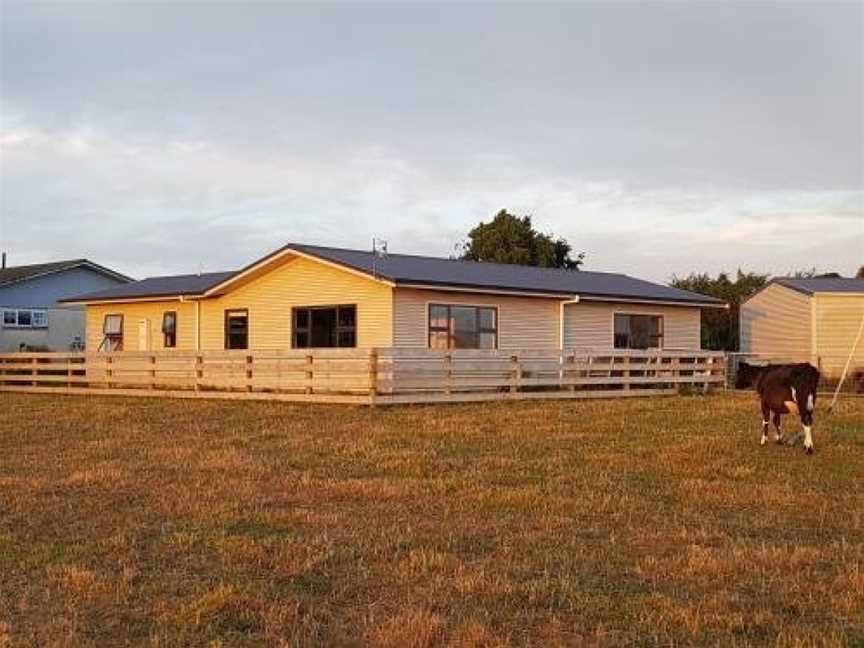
[286,244,724,305]
[63,271,235,302]
[774,277,864,295]
[0,259,132,288]
[62,243,724,306]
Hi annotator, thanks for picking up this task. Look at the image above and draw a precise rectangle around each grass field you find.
[1,392,862,647]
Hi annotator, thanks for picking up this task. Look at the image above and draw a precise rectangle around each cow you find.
[735,362,820,454]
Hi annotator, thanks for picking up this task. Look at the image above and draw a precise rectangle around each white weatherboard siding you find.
[563,301,701,350]
[813,294,864,376]
[739,283,812,363]
[392,288,560,349]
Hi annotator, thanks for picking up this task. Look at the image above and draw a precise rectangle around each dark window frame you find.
[162,310,177,348]
[427,303,498,350]
[224,309,249,350]
[613,313,664,350]
[100,313,124,351]
[291,304,357,349]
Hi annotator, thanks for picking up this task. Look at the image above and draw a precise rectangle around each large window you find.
[99,314,124,351]
[614,314,663,349]
[1,309,48,329]
[162,311,177,348]
[292,305,356,348]
[225,310,248,349]
[428,304,497,349]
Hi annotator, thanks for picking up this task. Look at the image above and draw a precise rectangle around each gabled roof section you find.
[62,271,235,303]
[283,243,725,306]
[773,277,864,295]
[0,259,133,288]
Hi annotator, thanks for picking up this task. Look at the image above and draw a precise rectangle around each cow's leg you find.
[801,405,814,455]
[772,412,783,444]
[760,402,771,446]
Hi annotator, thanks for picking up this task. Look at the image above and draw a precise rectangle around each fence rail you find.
[0,348,726,405]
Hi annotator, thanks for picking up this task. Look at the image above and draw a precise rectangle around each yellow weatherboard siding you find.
[563,301,701,350]
[739,283,812,363]
[393,288,560,349]
[85,301,194,351]
[813,294,864,376]
[199,255,393,349]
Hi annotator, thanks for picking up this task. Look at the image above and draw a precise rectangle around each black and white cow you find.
[735,362,820,454]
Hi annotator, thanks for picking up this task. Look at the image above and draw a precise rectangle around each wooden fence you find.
[0,348,726,405]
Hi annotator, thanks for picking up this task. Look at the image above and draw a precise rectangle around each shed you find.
[739,277,864,377]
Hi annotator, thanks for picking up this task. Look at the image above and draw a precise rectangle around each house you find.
[740,277,864,377]
[62,243,724,354]
[0,258,132,352]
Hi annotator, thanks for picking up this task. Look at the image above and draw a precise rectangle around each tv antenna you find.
[372,237,388,278]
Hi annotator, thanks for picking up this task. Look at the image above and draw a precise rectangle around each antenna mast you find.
[372,237,388,278]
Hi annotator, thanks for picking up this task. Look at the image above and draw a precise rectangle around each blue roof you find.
[287,244,723,305]
[774,277,864,295]
[64,271,235,302]
[64,243,724,306]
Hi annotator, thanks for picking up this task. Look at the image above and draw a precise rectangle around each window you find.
[100,314,124,351]
[225,310,248,349]
[1,309,48,328]
[162,311,177,348]
[614,314,663,349]
[292,305,356,348]
[428,304,498,349]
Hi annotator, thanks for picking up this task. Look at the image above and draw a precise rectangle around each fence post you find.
[445,352,453,396]
[368,349,378,405]
[149,354,157,390]
[246,354,253,393]
[195,354,203,392]
[106,354,113,389]
[304,354,313,394]
[510,354,520,394]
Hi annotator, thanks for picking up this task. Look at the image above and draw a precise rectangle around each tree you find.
[856,265,864,279]
[670,270,770,351]
[457,209,584,269]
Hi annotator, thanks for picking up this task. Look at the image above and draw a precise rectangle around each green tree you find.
[458,209,584,269]
[670,270,770,351]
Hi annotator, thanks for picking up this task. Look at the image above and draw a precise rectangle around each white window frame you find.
[1,308,49,329]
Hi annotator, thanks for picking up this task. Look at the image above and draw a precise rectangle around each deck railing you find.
[0,348,726,405]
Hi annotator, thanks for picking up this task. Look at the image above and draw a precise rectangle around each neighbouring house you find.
[0,257,133,352]
[62,243,724,354]
[740,277,864,377]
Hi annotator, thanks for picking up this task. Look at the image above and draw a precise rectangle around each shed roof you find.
[0,259,132,288]
[64,243,724,306]
[774,277,864,295]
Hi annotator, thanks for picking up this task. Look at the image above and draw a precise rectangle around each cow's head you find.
[735,361,759,389]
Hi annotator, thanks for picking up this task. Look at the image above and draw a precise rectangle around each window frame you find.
[161,310,177,348]
[426,303,499,350]
[100,313,124,351]
[224,309,249,350]
[291,304,357,349]
[1,308,49,329]
[613,312,664,350]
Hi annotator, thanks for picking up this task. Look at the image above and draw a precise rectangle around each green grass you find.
[1,392,862,646]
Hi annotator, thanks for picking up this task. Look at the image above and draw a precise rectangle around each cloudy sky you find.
[1,2,862,282]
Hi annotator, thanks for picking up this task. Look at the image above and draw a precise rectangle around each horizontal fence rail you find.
[0,348,727,405]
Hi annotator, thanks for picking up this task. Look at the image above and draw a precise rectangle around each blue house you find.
[0,257,132,351]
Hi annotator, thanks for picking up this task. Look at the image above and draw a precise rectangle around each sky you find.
[1,2,862,282]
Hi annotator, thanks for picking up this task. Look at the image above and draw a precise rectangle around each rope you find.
[828,309,864,412]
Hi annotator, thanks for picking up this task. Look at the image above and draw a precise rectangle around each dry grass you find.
[1,392,862,647]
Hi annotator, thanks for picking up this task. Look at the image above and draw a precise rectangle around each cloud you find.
[2,116,861,282]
